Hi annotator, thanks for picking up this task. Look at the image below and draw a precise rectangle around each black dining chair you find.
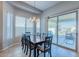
[24,32,31,55]
[36,36,52,57]
[25,32,31,36]
[21,34,30,54]
[24,35,36,57]
[65,33,74,44]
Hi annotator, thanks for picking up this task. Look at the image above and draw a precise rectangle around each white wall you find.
[0,1,3,50]
[3,2,15,49]
[41,1,79,52]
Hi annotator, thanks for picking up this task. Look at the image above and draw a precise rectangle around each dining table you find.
[30,35,46,57]
[25,33,47,57]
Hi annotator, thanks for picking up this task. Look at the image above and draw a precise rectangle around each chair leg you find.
[22,44,23,50]
[26,46,28,55]
[44,51,45,57]
[50,51,52,57]
[29,49,31,57]
[49,50,52,57]
[24,45,26,53]
[22,44,24,50]
[37,49,39,57]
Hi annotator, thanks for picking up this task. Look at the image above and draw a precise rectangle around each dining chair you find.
[21,34,30,54]
[36,36,52,57]
[24,35,36,57]
[36,33,41,37]
[65,33,74,44]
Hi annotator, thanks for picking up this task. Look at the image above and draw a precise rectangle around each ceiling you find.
[8,1,42,14]
[23,1,60,11]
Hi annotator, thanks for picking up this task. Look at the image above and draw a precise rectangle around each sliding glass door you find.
[48,17,57,44]
[58,12,77,50]
[48,12,77,50]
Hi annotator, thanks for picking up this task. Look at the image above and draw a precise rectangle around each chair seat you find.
[37,46,50,52]
[27,44,34,49]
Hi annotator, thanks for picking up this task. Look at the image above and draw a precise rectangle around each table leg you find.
[34,45,36,57]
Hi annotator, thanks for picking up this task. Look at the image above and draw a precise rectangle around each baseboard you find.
[0,43,20,52]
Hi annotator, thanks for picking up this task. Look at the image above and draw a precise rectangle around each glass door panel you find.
[48,17,57,44]
[58,12,76,50]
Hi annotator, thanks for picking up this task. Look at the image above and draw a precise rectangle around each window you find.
[15,16,26,37]
[26,18,34,34]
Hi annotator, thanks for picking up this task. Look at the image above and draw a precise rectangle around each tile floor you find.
[0,44,79,57]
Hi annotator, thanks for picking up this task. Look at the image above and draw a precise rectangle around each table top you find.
[23,33,48,44]
[30,38,45,44]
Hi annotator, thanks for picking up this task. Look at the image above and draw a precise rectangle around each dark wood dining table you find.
[25,33,47,57]
[31,38,46,57]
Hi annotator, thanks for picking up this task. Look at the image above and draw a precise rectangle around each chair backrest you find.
[65,33,73,40]
[24,35,34,49]
[25,36,30,45]
[42,33,47,39]
[21,34,26,44]
[47,31,53,38]
[36,33,41,36]
[25,32,31,36]
[44,36,52,48]
[21,34,31,45]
